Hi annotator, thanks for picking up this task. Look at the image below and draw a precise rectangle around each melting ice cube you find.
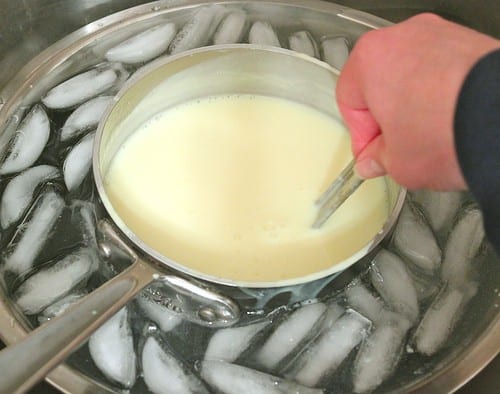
[106,23,177,64]
[38,291,87,324]
[288,31,319,58]
[248,21,281,47]
[136,292,183,332]
[3,189,65,276]
[200,360,324,394]
[256,302,326,370]
[321,36,349,70]
[60,96,112,142]
[70,200,98,247]
[414,283,477,356]
[370,249,419,324]
[205,320,269,363]
[169,5,225,54]
[352,313,410,393]
[392,203,442,274]
[63,131,95,192]
[345,281,385,323]
[42,63,129,109]
[89,307,137,388]
[14,247,97,314]
[411,190,463,234]
[441,208,484,287]
[0,105,50,175]
[288,309,370,387]
[0,165,60,229]
[142,336,209,394]
[213,11,247,45]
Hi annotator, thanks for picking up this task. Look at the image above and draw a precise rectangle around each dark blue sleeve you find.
[454,49,500,252]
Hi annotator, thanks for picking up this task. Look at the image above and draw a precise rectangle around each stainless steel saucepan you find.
[0,45,404,393]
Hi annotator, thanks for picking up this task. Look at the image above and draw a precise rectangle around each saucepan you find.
[0,45,405,393]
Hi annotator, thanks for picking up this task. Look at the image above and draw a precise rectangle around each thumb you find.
[354,135,386,179]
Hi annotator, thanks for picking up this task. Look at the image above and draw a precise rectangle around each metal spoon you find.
[312,158,364,228]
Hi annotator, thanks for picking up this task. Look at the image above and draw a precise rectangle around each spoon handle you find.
[312,159,364,228]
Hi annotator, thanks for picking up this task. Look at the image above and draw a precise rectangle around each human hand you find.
[336,13,500,190]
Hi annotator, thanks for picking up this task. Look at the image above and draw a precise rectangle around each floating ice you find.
[14,247,97,314]
[256,303,326,370]
[288,31,319,58]
[414,283,477,356]
[201,360,323,394]
[370,249,419,323]
[89,307,136,388]
[0,165,59,229]
[407,267,440,302]
[321,36,349,70]
[70,200,97,246]
[42,63,129,109]
[169,5,225,54]
[60,96,112,142]
[38,291,86,324]
[3,190,65,275]
[441,208,484,287]
[136,292,183,332]
[353,314,410,393]
[106,23,177,64]
[345,281,385,323]
[393,203,442,274]
[205,320,269,362]
[63,131,95,192]
[248,21,281,47]
[0,105,50,175]
[411,190,462,233]
[142,336,208,394]
[289,310,370,387]
[213,11,247,44]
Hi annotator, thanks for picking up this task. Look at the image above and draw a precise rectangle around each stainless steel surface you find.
[313,159,364,228]
[0,220,240,393]
[0,1,498,394]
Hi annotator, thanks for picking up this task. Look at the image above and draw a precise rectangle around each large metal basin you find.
[0,1,498,393]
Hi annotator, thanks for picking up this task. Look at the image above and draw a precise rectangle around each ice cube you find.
[42,63,129,109]
[406,267,440,302]
[441,208,484,287]
[345,281,385,323]
[38,291,86,324]
[89,307,136,388]
[213,11,247,45]
[3,190,65,275]
[0,105,50,175]
[169,5,225,54]
[200,360,324,394]
[256,303,326,370]
[353,314,410,393]
[370,249,419,323]
[414,283,477,356]
[106,23,177,64]
[14,247,98,314]
[289,310,370,387]
[321,36,349,70]
[70,200,98,247]
[0,165,60,229]
[248,21,281,47]
[205,320,269,362]
[411,190,463,233]
[136,292,183,332]
[63,131,95,192]
[288,31,319,58]
[142,336,209,394]
[393,203,442,274]
[60,96,112,142]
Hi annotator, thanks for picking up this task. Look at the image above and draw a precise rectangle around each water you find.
[0,3,494,393]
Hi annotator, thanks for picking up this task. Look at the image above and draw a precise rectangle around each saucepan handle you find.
[0,257,157,394]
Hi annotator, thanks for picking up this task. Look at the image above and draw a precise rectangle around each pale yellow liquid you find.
[105,95,389,283]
